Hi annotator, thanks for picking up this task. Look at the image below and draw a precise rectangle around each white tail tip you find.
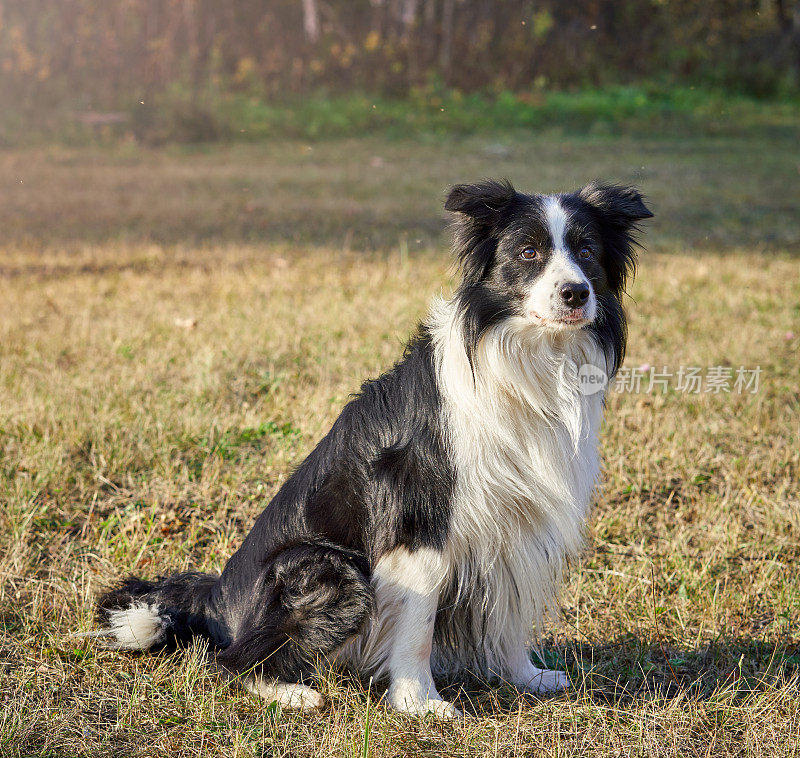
[79,602,167,650]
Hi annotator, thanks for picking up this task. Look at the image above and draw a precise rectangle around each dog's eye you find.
[520,248,538,260]
[579,245,593,259]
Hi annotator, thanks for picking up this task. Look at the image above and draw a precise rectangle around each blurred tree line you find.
[1,0,798,123]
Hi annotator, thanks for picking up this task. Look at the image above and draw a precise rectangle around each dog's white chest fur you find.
[343,299,609,681]
[428,298,606,673]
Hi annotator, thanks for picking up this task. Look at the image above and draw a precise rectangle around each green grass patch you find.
[7,85,800,147]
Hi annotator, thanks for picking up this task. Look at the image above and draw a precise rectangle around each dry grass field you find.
[1,132,799,757]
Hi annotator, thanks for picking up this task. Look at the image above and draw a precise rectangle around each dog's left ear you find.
[445,180,518,283]
[578,182,653,227]
[445,179,518,225]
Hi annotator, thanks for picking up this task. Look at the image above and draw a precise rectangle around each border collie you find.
[88,180,651,717]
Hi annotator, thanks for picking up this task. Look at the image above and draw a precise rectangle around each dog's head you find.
[445,179,652,372]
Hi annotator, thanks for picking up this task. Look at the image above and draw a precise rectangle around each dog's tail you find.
[83,572,220,651]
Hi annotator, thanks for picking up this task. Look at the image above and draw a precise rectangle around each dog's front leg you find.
[374,548,461,718]
[504,645,570,694]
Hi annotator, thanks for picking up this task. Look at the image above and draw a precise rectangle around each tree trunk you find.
[302,0,320,42]
[439,0,455,76]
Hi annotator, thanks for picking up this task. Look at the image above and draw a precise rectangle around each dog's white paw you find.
[245,678,325,711]
[387,684,462,718]
[517,668,570,694]
[393,696,462,719]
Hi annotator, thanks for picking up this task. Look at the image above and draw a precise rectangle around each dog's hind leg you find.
[216,541,373,710]
[374,547,461,718]
[243,677,325,711]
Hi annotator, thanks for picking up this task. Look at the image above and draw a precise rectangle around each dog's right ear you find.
[578,182,653,227]
[445,180,518,283]
[445,180,518,226]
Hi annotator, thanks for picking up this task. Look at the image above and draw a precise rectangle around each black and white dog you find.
[89,180,651,717]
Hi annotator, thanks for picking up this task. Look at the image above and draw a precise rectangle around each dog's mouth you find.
[530,309,591,328]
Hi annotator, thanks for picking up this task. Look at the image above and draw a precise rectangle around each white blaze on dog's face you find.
[521,196,598,329]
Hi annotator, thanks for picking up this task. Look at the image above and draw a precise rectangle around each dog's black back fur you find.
[98,330,455,678]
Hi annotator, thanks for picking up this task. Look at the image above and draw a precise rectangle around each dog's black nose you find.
[559,283,590,307]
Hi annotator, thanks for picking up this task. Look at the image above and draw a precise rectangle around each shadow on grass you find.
[432,637,800,716]
[46,631,800,716]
